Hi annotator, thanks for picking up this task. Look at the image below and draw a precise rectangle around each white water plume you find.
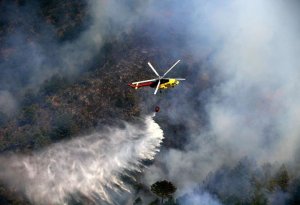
[0,115,163,205]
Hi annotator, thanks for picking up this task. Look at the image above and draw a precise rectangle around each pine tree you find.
[151,180,177,204]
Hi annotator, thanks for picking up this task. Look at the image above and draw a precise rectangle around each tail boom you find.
[128,81,154,89]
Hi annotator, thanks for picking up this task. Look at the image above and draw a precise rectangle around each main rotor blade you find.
[131,78,158,84]
[148,62,160,77]
[162,60,180,78]
[164,78,186,81]
[154,80,161,95]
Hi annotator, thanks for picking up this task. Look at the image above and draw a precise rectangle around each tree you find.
[18,105,37,126]
[50,113,76,141]
[21,89,38,107]
[275,165,289,191]
[268,164,289,192]
[41,74,69,96]
[0,111,8,126]
[133,197,142,205]
[151,180,177,204]
[251,188,268,205]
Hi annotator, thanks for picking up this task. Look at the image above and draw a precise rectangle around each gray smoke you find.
[139,0,300,202]
[0,115,163,204]
[178,190,222,205]
[0,0,147,115]
[0,90,17,115]
[2,0,300,203]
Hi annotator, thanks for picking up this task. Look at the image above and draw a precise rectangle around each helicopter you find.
[128,60,185,94]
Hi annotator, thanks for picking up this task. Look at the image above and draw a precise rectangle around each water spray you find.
[0,115,163,205]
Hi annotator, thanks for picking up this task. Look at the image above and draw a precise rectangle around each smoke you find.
[138,0,300,202]
[0,115,163,204]
[0,90,17,115]
[268,191,289,205]
[0,0,148,115]
[178,189,222,205]
[2,0,300,203]
[205,0,300,164]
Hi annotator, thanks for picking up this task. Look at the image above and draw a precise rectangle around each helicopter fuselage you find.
[128,60,184,94]
[128,78,179,90]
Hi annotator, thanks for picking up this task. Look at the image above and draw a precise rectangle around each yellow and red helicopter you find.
[128,60,185,95]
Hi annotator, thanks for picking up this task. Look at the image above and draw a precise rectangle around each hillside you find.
[2,1,300,205]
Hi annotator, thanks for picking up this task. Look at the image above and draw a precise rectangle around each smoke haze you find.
[0,0,145,115]
[2,0,300,204]
[139,0,300,202]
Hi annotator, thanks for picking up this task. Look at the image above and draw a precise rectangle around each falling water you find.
[0,115,163,204]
